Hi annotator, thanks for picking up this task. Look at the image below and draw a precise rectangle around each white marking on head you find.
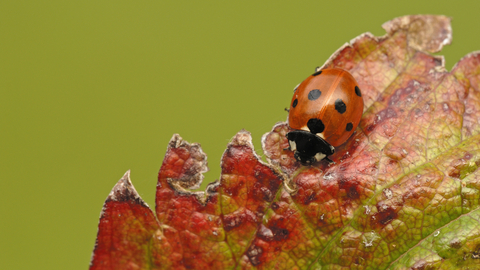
[288,140,297,152]
[314,153,326,162]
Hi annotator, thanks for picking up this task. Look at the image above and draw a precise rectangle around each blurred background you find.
[1,1,479,269]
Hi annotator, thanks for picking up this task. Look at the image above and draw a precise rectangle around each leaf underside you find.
[90,15,480,270]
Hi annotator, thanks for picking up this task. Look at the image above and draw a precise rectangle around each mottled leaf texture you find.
[91,15,480,270]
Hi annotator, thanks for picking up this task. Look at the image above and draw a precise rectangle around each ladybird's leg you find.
[324,156,335,164]
[294,152,313,166]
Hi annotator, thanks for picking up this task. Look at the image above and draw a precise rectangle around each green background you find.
[1,1,479,269]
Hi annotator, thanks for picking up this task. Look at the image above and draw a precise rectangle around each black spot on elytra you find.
[312,70,322,76]
[335,99,347,114]
[307,118,325,134]
[308,89,321,100]
[346,122,353,131]
[292,99,298,108]
[355,86,362,97]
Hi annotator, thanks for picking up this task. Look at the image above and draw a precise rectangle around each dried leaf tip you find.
[230,129,254,148]
[169,133,187,149]
[164,133,208,190]
[225,129,270,167]
[382,15,452,53]
[106,170,147,206]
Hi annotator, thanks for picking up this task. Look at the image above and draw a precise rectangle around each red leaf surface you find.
[90,15,480,269]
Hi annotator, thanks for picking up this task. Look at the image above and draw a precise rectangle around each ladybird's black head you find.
[286,130,335,165]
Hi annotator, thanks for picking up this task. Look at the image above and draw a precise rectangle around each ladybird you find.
[286,67,363,165]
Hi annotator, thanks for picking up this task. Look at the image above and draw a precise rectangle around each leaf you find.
[89,171,171,269]
[90,15,480,269]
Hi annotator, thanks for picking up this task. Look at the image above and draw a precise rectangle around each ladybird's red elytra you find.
[287,68,364,165]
